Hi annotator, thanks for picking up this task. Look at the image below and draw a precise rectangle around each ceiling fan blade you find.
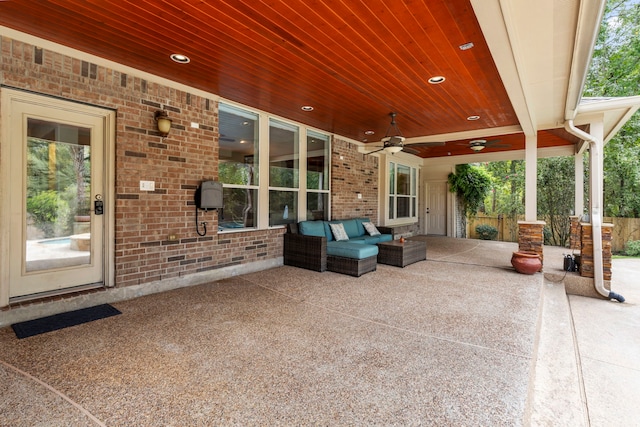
[484,139,503,145]
[366,147,385,155]
[402,146,420,155]
[404,141,446,147]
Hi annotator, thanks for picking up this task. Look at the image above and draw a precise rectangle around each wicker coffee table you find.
[377,239,426,267]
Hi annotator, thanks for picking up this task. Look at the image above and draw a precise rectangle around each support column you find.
[518,134,544,266]
[590,121,605,214]
[524,134,538,221]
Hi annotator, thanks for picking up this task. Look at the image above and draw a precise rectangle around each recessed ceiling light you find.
[467,115,481,121]
[170,54,190,64]
[301,106,314,111]
[428,76,446,84]
[364,130,375,135]
[459,42,475,51]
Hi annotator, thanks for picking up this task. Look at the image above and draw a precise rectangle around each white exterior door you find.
[1,90,114,303]
[426,181,447,235]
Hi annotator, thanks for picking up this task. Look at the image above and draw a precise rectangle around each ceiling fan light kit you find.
[385,145,403,154]
[469,140,486,152]
[367,112,447,156]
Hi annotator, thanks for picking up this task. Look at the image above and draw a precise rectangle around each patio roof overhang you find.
[1,0,636,160]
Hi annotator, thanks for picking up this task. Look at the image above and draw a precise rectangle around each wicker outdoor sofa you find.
[283,218,393,277]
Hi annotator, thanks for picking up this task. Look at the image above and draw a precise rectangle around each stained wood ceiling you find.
[0,0,578,158]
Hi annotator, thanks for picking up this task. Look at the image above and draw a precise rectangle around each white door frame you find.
[424,181,448,236]
[0,88,115,306]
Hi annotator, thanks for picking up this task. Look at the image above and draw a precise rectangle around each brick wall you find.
[330,137,379,222]
[1,36,285,290]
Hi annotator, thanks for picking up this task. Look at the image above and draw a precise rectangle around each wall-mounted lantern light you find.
[154,110,172,137]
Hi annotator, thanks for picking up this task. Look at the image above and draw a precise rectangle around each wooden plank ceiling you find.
[0,0,577,158]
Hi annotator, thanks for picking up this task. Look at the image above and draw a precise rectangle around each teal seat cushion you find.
[375,234,393,243]
[351,234,392,244]
[348,236,369,244]
[327,241,378,259]
[298,220,326,237]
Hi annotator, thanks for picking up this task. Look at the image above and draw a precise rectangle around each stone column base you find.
[579,223,613,281]
[517,221,546,266]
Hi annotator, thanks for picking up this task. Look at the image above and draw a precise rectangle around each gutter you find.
[564,120,624,302]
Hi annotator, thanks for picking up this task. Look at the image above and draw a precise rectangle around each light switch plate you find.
[140,180,155,191]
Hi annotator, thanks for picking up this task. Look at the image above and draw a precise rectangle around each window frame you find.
[384,156,420,225]
[218,101,330,233]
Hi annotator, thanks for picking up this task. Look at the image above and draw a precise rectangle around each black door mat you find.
[11,303,121,339]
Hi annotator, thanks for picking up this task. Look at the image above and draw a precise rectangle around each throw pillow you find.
[362,221,381,236]
[329,223,349,241]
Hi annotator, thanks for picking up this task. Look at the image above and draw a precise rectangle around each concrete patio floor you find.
[0,236,637,426]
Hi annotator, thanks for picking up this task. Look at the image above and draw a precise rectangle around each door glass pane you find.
[25,119,91,272]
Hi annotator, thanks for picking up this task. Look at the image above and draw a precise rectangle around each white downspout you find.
[564,120,624,302]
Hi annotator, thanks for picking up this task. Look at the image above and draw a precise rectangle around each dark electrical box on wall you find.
[195,180,223,211]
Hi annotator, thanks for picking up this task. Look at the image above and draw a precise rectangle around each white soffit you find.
[471,0,537,136]
[472,0,603,134]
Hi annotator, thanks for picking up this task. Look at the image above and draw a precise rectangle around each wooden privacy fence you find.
[468,214,640,253]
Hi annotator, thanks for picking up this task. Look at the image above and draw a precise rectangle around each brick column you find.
[517,221,546,266]
[579,223,613,280]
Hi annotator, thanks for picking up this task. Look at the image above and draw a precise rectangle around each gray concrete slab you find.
[569,258,640,427]
[0,237,637,426]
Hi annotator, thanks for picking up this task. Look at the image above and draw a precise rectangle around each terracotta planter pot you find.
[511,251,542,274]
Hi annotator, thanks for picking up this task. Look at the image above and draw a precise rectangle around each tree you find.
[483,160,525,240]
[448,164,492,238]
[537,157,575,246]
[585,0,640,217]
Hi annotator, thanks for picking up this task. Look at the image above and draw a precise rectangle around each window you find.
[218,104,258,230]
[218,103,330,231]
[388,161,418,221]
[306,131,330,220]
[269,119,299,226]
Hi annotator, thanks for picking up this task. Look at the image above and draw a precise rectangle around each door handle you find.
[94,194,104,215]
[426,208,430,214]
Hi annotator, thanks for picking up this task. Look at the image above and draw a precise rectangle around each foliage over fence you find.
[468,214,640,253]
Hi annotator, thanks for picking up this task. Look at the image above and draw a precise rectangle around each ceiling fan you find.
[456,139,509,152]
[367,112,445,155]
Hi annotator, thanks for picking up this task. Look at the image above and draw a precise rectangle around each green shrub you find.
[625,240,640,257]
[476,224,498,240]
[26,190,69,238]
